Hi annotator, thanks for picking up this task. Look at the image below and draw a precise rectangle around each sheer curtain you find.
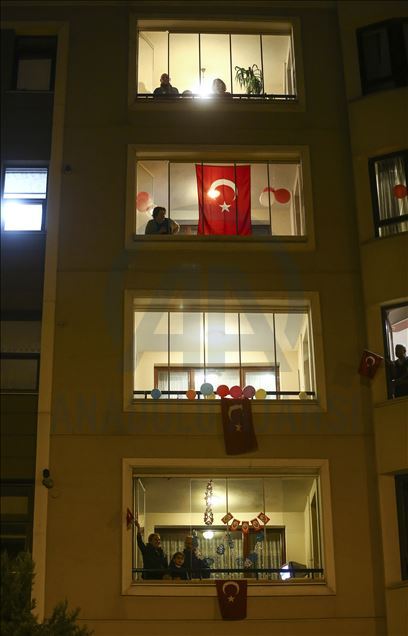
[375,155,408,235]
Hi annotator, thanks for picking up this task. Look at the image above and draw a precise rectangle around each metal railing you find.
[132,566,324,580]
[133,390,316,400]
[135,93,298,102]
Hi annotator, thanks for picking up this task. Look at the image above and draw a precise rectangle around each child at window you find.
[168,551,189,580]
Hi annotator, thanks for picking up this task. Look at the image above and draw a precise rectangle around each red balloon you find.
[393,184,407,199]
[274,188,291,204]
[230,385,242,398]
[136,191,152,212]
[242,385,256,399]
[216,384,230,398]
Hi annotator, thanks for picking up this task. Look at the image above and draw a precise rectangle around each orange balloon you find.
[274,188,291,204]
[186,389,196,400]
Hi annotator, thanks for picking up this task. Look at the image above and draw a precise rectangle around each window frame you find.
[12,35,57,92]
[124,291,326,414]
[368,150,408,238]
[381,301,408,399]
[0,480,35,557]
[122,458,336,597]
[395,473,408,581]
[357,18,408,95]
[125,145,315,249]
[1,166,49,233]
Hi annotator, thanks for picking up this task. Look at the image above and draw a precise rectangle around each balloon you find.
[255,388,267,399]
[200,382,214,396]
[230,385,242,398]
[393,184,407,199]
[259,187,275,207]
[186,389,196,400]
[274,188,291,204]
[136,191,152,212]
[298,391,308,400]
[205,392,216,400]
[242,385,256,399]
[216,384,230,397]
[150,388,161,399]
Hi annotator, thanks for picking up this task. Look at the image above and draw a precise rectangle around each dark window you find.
[13,35,57,91]
[395,473,408,580]
[382,303,408,399]
[0,482,34,558]
[357,19,408,95]
[0,318,41,391]
[369,151,408,237]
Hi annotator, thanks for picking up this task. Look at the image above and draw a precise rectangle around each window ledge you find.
[124,579,333,597]
[129,97,302,113]
[130,234,313,251]
[127,398,322,415]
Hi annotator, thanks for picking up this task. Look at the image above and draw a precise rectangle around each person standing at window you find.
[135,521,168,579]
[153,73,179,97]
[145,206,180,235]
[183,535,210,579]
[390,344,408,398]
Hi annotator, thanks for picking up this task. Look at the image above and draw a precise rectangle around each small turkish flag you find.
[126,508,134,529]
[241,521,250,534]
[230,518,240,531]
[221,399,257,455]
[216,579,247,620]
[251,518,261,531]
[196,164,251,235]
[358,350,383,378]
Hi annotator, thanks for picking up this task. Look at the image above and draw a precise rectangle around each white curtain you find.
[375,155,408,235]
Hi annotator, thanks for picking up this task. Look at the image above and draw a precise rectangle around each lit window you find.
[369,151,408,237]
[135,160,305,237]
[357,18,408,95]
[137,28,296,100]
[133,308,316,400]
[1,168,48,231]
[382,303,408,399]
[131,473,323,582]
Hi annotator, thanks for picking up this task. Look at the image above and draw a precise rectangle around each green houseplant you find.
[234,64,264,95]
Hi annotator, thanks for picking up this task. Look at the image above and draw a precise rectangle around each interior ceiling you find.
[136,477,315,514]
[135,311,306,353]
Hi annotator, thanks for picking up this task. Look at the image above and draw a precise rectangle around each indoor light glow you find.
[1,201,42,231]
[203,530,214,539]
[207,188,220,199]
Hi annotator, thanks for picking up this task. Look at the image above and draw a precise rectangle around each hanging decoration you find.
[230,518,240,531]
[221,512,233,524]
[216,544,225,555]
[136,191,153,212]
[393,183,407,199]
[250,517,261,531]
[248,552,258,564]
[126,508,135,529]
[192,530,199,548]
[259,186,291,207]
[204,479,214,525]
[255,532,265,543]
[358,350,383,379]
[227,536,234,549]
[241,521,250,534]
[258,512,270,524]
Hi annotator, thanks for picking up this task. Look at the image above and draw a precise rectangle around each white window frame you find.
[122,457,336,597]
[123,291,326,414]
[125,145,315,249]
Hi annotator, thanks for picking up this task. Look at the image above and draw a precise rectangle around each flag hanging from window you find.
[216,579,247,620]
[221,398,257,455]
[358,350,383,378]
[196,164,251,235]
[126,508,135,529]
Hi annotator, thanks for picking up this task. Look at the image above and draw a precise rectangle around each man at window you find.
[390,344,408,398]
[145,206,180,235]
[153,73,179,97]
[135,520,168,579]
[183,535,211,579]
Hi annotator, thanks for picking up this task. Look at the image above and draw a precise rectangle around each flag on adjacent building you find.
[358,350,383,378]
[216,579,247,620]
[196,164,251,235]
[126,508,134,529]
[221,398,257,455]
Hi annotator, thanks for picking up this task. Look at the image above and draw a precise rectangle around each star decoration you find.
[234,423,242,431]
[228,596,235,602]
[219,201,231,212]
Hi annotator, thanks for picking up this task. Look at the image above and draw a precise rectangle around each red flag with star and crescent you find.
[196,164,251,235]
[216,579,247,620]
[358,350,383,378]
[221,398,257,455]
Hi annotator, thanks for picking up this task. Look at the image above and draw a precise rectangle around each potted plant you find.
[234,64,264,95]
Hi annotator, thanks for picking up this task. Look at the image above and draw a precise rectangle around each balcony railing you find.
[133,390,316,400]
[132,566,324,581]
[136,93,297,102]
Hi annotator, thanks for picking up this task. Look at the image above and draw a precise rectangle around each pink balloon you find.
[136,191,152,212]
[242,385,256,399]
[230,385,243,398]
[216,384,230,398]
[274,188,291,204]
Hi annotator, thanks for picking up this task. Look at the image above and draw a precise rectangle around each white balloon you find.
[259,189,275,207]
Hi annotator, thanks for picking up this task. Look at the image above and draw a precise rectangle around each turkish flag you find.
[216,579,247,620]
[221,399,257,455]
[196,164,251,235]
[126,508,134,529]
[358,350,383,378]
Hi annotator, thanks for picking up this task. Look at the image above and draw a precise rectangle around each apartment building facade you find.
[1,1,407,635]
